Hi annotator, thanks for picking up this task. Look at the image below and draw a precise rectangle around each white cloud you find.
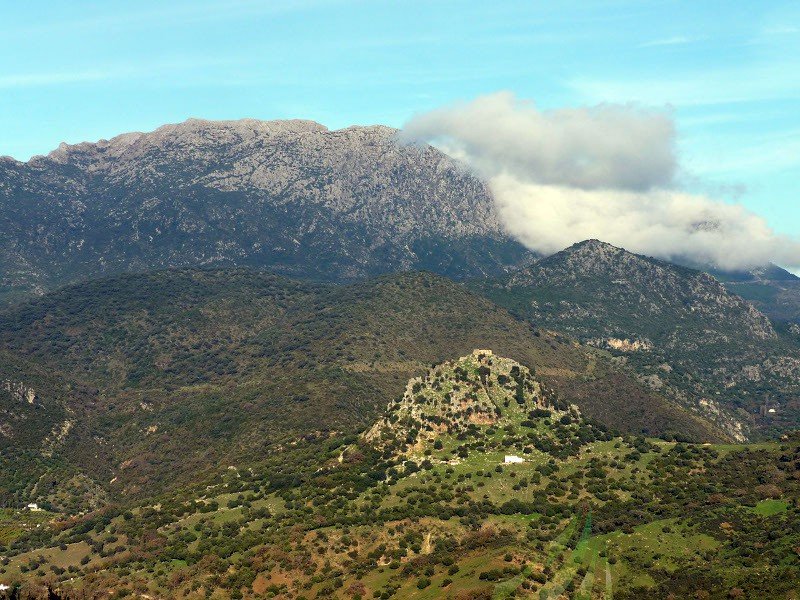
[401,91,800,270]
[491,176,800,270]
[401,91,676,191]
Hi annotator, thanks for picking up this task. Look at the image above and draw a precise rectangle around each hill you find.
[0,352,796,599]
[363,350,573,455]
[471,240,800,439]
[0,119,530,305]
[0,268,727,511]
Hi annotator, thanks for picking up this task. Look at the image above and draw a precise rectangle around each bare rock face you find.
[2,380,37,405]
[0,119,530,302]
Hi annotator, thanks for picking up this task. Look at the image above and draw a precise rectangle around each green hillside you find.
[0,268,726,511]
[0,352,796,599]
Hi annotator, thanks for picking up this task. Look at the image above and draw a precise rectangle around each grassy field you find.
[752,499,789,516]
[0,509,53,546]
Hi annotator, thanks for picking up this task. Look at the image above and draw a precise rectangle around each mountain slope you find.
[1,353,797,599]
[0,119,530,304]
[472,240,800,439]
[711,264,800,324]
[0,268,729,510]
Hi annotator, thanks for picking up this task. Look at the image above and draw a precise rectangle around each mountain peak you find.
[529,239,663,278]
[40,118,333,163]
[153,117,332,138]
[510,240,775,340]
[2,117,528,298]
[570,238,619,250]
[495,237,782,441]
[562,238,629,257]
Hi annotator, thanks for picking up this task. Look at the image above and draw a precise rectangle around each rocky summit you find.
[507,239,776,343]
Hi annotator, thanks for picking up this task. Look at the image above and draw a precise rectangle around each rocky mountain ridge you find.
[0,118,529,303]
[509,239,777,342]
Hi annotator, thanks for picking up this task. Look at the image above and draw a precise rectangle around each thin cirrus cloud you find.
[0,57,236,90]
[568,61,800,107]
[0,70,110,88]
[1,0,339,39]
[639,35,701,48]
[400,91,800,271]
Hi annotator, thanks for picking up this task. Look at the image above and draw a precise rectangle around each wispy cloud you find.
[568,60,800,106]
[0,70,110,88]
[688,129,800,177]
[2,0,346,39]
[762,25,799,35]
[0,58,234,90]
[639,35,699,48]
[578,7,799,107]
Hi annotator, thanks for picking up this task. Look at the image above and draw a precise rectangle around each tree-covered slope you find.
[0,268,728,510]
[0,352,796,599]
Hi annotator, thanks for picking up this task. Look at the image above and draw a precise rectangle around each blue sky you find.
[1,0,798,239]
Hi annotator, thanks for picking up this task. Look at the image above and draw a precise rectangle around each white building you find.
[504,455,525,464]
[26,502,42,511]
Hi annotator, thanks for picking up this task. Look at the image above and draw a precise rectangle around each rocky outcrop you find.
[591,338,654,352]
[2,380,36,405]
[364,349,565,452]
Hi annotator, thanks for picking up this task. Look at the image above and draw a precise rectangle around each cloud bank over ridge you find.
[401,92,799,271]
